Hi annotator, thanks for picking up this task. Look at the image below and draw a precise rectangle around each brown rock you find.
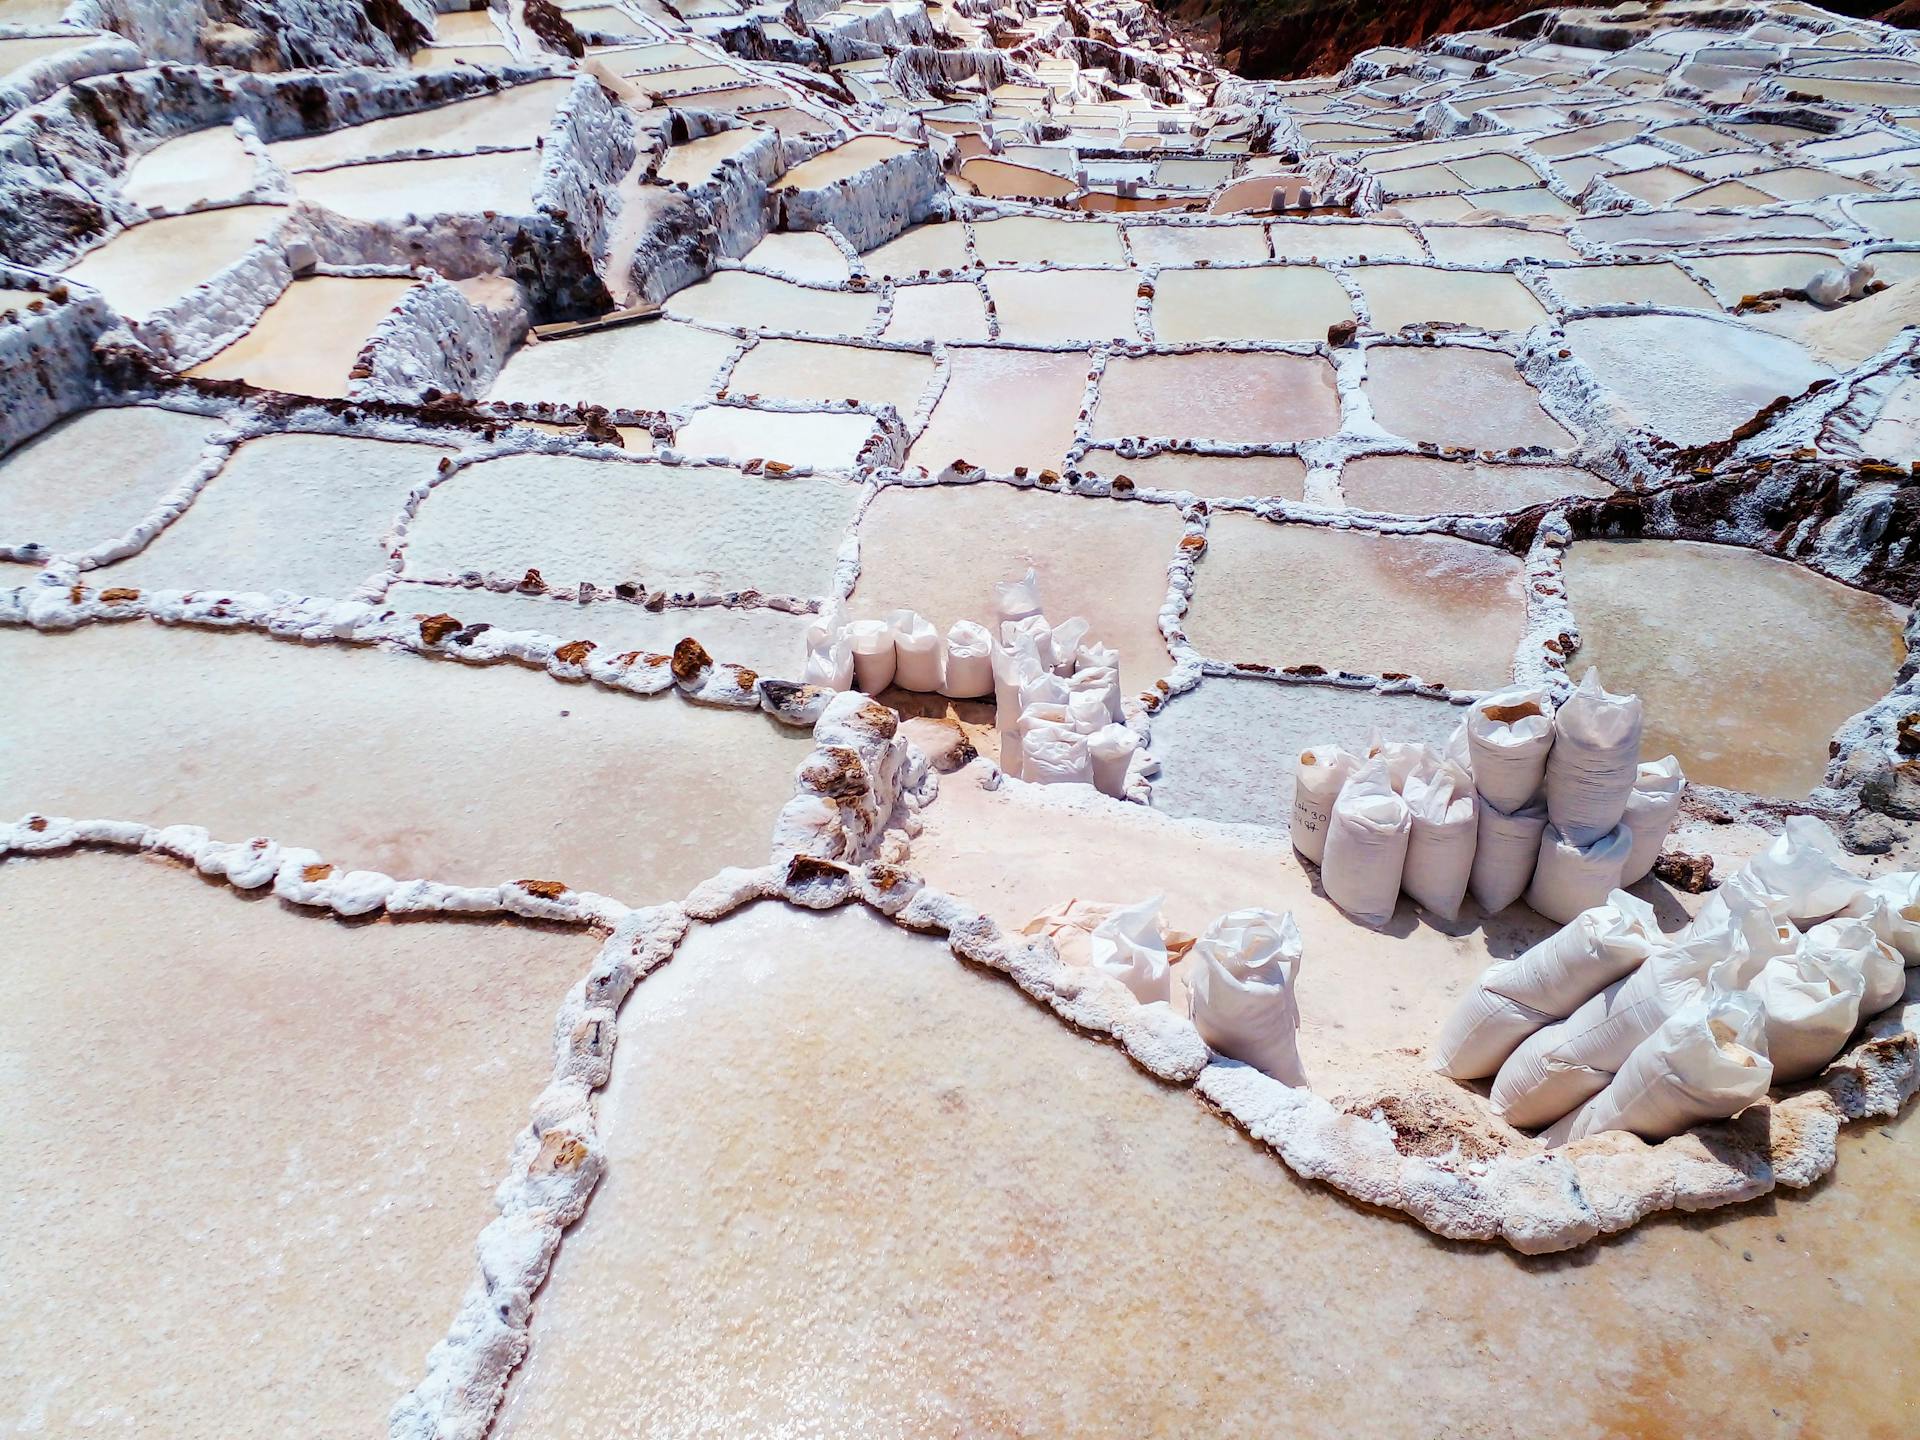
[671,636,713,683]
[553,639,595,666]
[418,613,461,646]
[1652,850,1715,893]
[518,879,569,900]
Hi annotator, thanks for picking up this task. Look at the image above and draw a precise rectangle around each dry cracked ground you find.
[1,0,1918,1436]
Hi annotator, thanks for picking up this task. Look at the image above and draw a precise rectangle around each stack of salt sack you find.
[1464,687,1554,914]
[1434,889,1661,1080]
[1319,756,1411,927]
[1187,908,1307,1086]
[1399,727,1477,922]
[1527,670,1642,924]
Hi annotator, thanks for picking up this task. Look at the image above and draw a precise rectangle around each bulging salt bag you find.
[1491,929,1732,1126]
[1291,746,1357,865]
[1545,669,1642,846]
[1366,727,1430,793]
[1546,984,1772,1146]
[1437,889,1659,1081]
[1749,943,1866,1082]
[848,618,896,693]
[1047,615,1091,674]
[940,620,993,699]
[1321,758,1412,928]
[1066,688,1110,735]
[1089,895,1172,1002]
[1087,723,1138,798]
[1744,814,1864,923]
[1842,872,1920,964]
[1684,868,1798,968]
[1801,916,1904,1017]
[991,630,1044,723]
[994,566,1044,624]
[1619,755,1684,886]
[1023,721,1093,787]
[1466,687,1555,812]
[1467,796,1549,916]
[1005,701,1070,779]
[1526,821,1632,925]
[887,609,942,692]
[1070,665,1124,725]
[802,622,853,690]
[1019,668,1071,713]
[1188,909,1307,1086]
[1401,765,1476,922]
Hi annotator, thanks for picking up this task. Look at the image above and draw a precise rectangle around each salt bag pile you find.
[1544,668,1642,846]
[1619,755,1684,886]
[1544,983,1772,1145]
[1401,761,1476,922]
[1320,757,1411,928]
[1436,888,1660,1080]
[1187,908,1307,1087]
[1526,821,1631,925]
[1290,745,1358,865]
[1465,687,1555,812]
[1090,895,1177,1003]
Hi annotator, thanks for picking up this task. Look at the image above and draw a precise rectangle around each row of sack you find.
[1292,670,1679,928]
[1436,817,1920,1144]
[1024,900,1308,1087]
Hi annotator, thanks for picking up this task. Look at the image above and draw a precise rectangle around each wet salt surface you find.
[488,319,736,415]
[62,204,289,320]
[1093,350,1340,444]
[906,347,1088,474]
[1365,345,1574,450]
[1341,454,1612,513]
[0,406,214,559]
[0,624,810,899]
[186,274,418,398]
[0,848,598,1436]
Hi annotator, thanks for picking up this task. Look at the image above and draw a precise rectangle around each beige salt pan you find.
[1093,350,1340,444]
[63,204,290,321]
[186,274,418,398]
[488,319,735,414]
[726,336,935,417]
[0,407,215,560]
[1152,263,1355,342]
[1365,345,1573,450]
[906,346,1087,474]
[266,79,572,172]
[293,148,544,222]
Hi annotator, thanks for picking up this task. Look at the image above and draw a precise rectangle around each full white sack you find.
[1438,889,1658,1082]
[1744,815,1865,923]
[991,630,1045,724]
[1545,668,1642,846]
[1070,665,1124,725]
[1047,615,1091,673]
[1683,869,1799,969]
[1090,895,1172,1003]
[1465,687,1555,813]
[1290,745,1357,866]
[1801,916,1904,1017]
[940,620,994,699]
[1467,796,1548,915]
[1620,755,1684,886]
[1189,909,1307,1087]
[1526,822,1632,925]
[1749,944,1866,1083]
[1018,668,1071,714]
[1087,724,1139,798]
[1546,986,1771,1146]
[1321,758,1412,927]
[802,624,853,690]
[1023,721,1093,787]
[1841,872,1920,964]
[887,609,943,692]
[1366,727,1431,793]
[1401,765,1476,922]
[848,619,897,693]
[1491,931,1733,1127]
[1007,702,1072,780]
[994,566,1044,624]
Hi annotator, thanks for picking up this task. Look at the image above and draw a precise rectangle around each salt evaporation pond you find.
[1563,539,1908,797]
[0,848,599,1435]
[0,406,214,559]
[186,274,417,396]
[62,204,289,320]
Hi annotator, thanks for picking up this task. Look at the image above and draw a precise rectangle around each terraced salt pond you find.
[186,275,417,396]
[1092,351,1340,443]
[294,148,544,221]
[1563,539,1908,797]
[1152,264,1354,341]
[0,406,215,559]
[62,204,289,320]
[489,319,735,414]
[907,347,1087,473]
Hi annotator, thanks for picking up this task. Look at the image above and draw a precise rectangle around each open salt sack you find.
[1841,872,1920,964]
[1401,764,1476,922]
[1620,755,1685,886]
[1005,702,1070,780]
[1801,916,1904,1017]
[1076,639,1120,673]
[1748,942,1866,1083]
[887,609,943,692]
[1465,687,1555,813]
[994,566,1044,624]
[1023,721,1093,787]
[1047,616,1091,674]
[1069,665,1124,725]
[1467,796,1548,915]
[1366,727,1431,793]
[1683,869,1799,965]
[1087,724,1138,798]
[1492,906,1731,1126]
[1526,821,1631,925]
[1090,895,1174,1003]
[1544,983,1772,1147]
[802,618,853,691]
[990,631,1040,722]
[848,619,897,693]
[1438,889,1659,1081]
[1188,909,1307,1087]
[940,620,993,699]
[1290,745,1357,866]
[1066,688,1112,736]
[1320,758,1411,928]
[1743,815,1864,923]
[1545,669,1642,846]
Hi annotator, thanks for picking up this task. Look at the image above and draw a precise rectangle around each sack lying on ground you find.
[1321,757,1411,928]
[888,609,942,692]
[1544,983,1771,1146]
[1749,942,1866,1083]
[1491,927,1734,1127]
[1087,724,1138,798]
[1620,756,1685,886]
[1684,869,1800,967]
[1527,822,1632,925]
[1090,895,1175,1002]
[1468,796,1549,915]
[1022,897,1194,971]
[1545,669,1642,846]
[1801,916,1904,1016]
[1401,763,1476,922]
[1841,872,1920,965]
[1291,745,1358,865]
[1744,815,1865,923]
[1466,687,1555,813]
[940,620,993,699]
[994,566,1044,624]
[1188,908,1307,1086]
[1437,889,1659,1081]
[848,618,897,693]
